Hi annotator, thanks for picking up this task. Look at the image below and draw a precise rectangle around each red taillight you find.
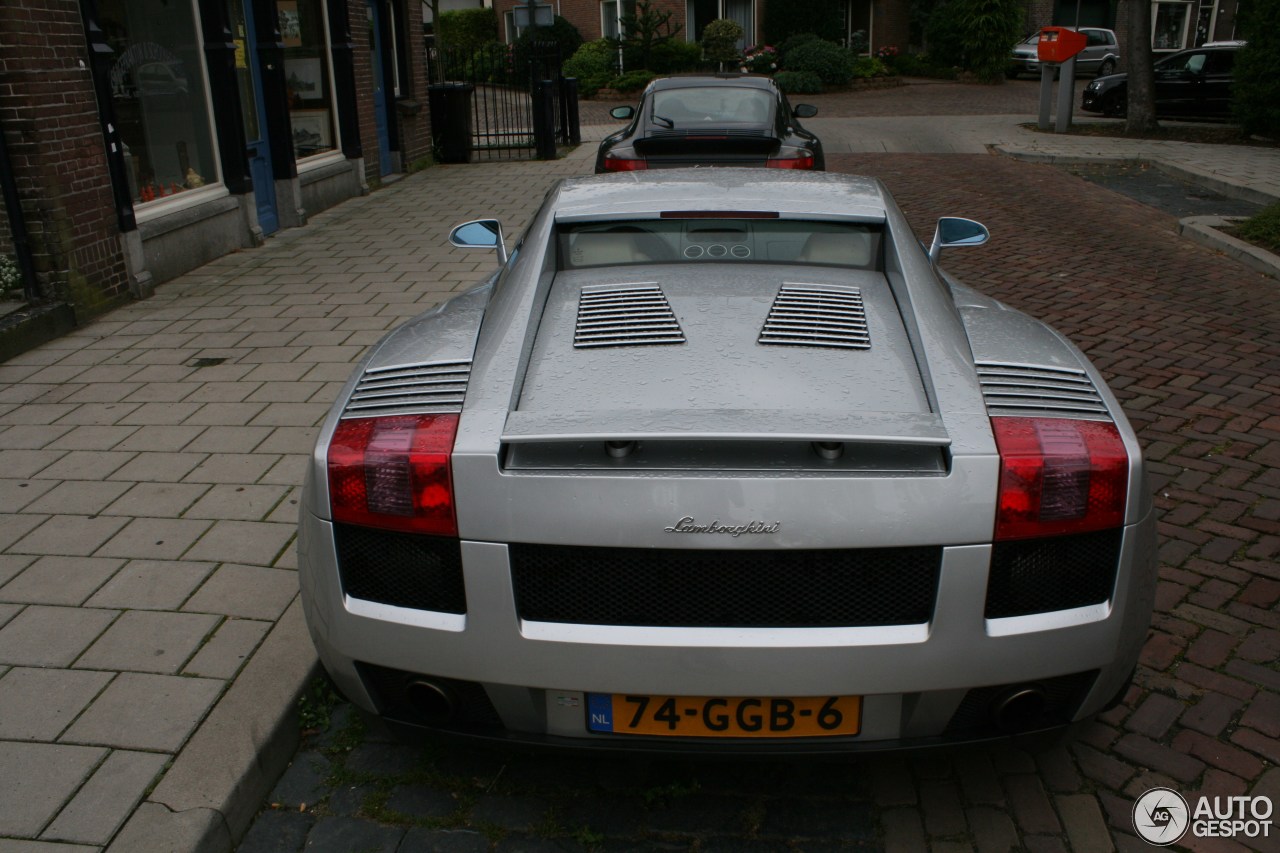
[993,417,1127,541]
[766,152,815,169]
[602,154,648,172]
[327,414,459,536]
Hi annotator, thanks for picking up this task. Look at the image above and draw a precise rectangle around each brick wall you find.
[347,1,380,183]
[872,0,910,53]
[0,1,130,313]
[397,0,432,166]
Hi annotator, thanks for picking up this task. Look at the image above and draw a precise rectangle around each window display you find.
[99,0,220,206]
[282,0,340,159]
[1152,0,1192,50]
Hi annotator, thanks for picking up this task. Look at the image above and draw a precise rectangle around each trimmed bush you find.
[1234,0,1280,136]
[773,70,824,94]
[778,32,823,63]
[851,56,889,78]
[889,52,958,79]
[784,38,855,86]
[701,18,744,65]
[610,70,657,92]
[564,39,617,96]
[645,39,704,73]
[437,8,497,51]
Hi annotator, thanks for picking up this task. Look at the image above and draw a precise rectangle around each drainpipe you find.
[0,113,41,302]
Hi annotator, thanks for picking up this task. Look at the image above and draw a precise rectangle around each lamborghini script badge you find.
[664,516,780,537]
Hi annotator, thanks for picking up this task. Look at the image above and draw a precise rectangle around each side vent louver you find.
[976,362,1110,419]
[574,283,686,349]
[342,360,471,418]
[759,283,870,350]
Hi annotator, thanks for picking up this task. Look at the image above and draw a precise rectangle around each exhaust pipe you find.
[405,679,456,725]
[992,687,1046,732]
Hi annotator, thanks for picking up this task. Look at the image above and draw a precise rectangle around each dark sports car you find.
[1081,43,1240,119]
[595,75,824,173]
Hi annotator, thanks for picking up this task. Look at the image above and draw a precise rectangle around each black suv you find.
[1082,43,1241,120]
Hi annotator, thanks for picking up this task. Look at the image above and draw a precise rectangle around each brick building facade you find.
[0,0,432,328]
[490,0,910,56]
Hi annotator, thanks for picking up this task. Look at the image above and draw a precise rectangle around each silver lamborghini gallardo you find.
[298,170,1156,752]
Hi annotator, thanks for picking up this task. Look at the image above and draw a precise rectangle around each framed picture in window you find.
[291,109,332,156]
[279,1,302,47]
[285,57,324,102]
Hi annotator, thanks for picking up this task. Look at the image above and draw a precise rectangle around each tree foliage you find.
[701,18,745,64]
[437,8,498,51]
[1234,0,1280,136]
[924,0,1021,80]
[762,0,844,44]
[617,0,682,71]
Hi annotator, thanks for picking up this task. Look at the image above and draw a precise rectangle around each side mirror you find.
[928,217,989,264]
[793,104,818,119]
[450,219,507,265]
[610,105,635,120]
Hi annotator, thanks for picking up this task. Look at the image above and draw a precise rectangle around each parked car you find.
[1008,27,1120,78]
[594,75,824,172]
[1082,42,1240,119]
[298,169,1156,753]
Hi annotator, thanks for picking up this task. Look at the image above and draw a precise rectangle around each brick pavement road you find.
[236,151,1279,852]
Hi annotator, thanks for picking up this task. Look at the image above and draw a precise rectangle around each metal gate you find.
[427,42,580,162]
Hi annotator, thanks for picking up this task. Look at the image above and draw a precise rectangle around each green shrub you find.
[851,56,889,78]
[1233,202,1280,253]
[609,70,657,92]
[701,18,744,65]
[1234,0,1280,136]
[926,0,1021,82]
[778,32,823,62]
[645,38,704,73]
[437,8,497,51]
[773,70,824,94]
[784,38,855,85]
[564,39,618,96]
[889,52,957,78]
[517,15,583,58]
[0,254,21,298]
[762,0,844,45]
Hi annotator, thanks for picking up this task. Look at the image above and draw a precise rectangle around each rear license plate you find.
[587,693,861,738]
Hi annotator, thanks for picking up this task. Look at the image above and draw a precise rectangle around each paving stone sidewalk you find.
[2,81,1277,852]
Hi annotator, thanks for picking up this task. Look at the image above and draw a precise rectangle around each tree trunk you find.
[1124,0,1159,132]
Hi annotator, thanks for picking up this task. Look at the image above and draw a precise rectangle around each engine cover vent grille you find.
[574,283,685,349]
[343,360,471,418]
[976,362,1110,419]
[759,283,870,350]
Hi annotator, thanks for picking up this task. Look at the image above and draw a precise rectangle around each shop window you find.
[99,0,220,207]
[280,0,341,160]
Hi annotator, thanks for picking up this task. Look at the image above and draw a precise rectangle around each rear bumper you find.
[298,509,1156,752]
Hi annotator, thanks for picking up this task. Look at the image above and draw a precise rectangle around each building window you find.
[1152,0,1192,50]
[99,0,220,207]
[281,0,340,160]
[686,0,753,49]
[602,0,637,39]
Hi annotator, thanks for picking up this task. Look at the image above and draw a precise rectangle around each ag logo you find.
[1133,787,1190,845]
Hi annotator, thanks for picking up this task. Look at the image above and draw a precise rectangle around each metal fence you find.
[427,42,579,162]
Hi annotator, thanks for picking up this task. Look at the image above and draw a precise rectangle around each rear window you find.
[651,88,775,125]
[559,219,883,270]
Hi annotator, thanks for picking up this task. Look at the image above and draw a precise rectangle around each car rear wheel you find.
[1097,58,1116,76]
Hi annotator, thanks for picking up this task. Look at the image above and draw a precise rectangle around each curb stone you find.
[1177,215,1280,282]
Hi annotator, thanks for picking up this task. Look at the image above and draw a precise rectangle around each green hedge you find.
[437,8,497,51]
[774,70,824,93]
[1234,0,1280,136]
[784,39,855,85]
[564,39,617,96]
[610,70,657,92]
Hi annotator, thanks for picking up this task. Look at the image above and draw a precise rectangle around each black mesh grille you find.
[944,670,1099,735]
[356,662,502,730]
[509,544,942,627]
[985,529,1122,619]
[335,524,466,613]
